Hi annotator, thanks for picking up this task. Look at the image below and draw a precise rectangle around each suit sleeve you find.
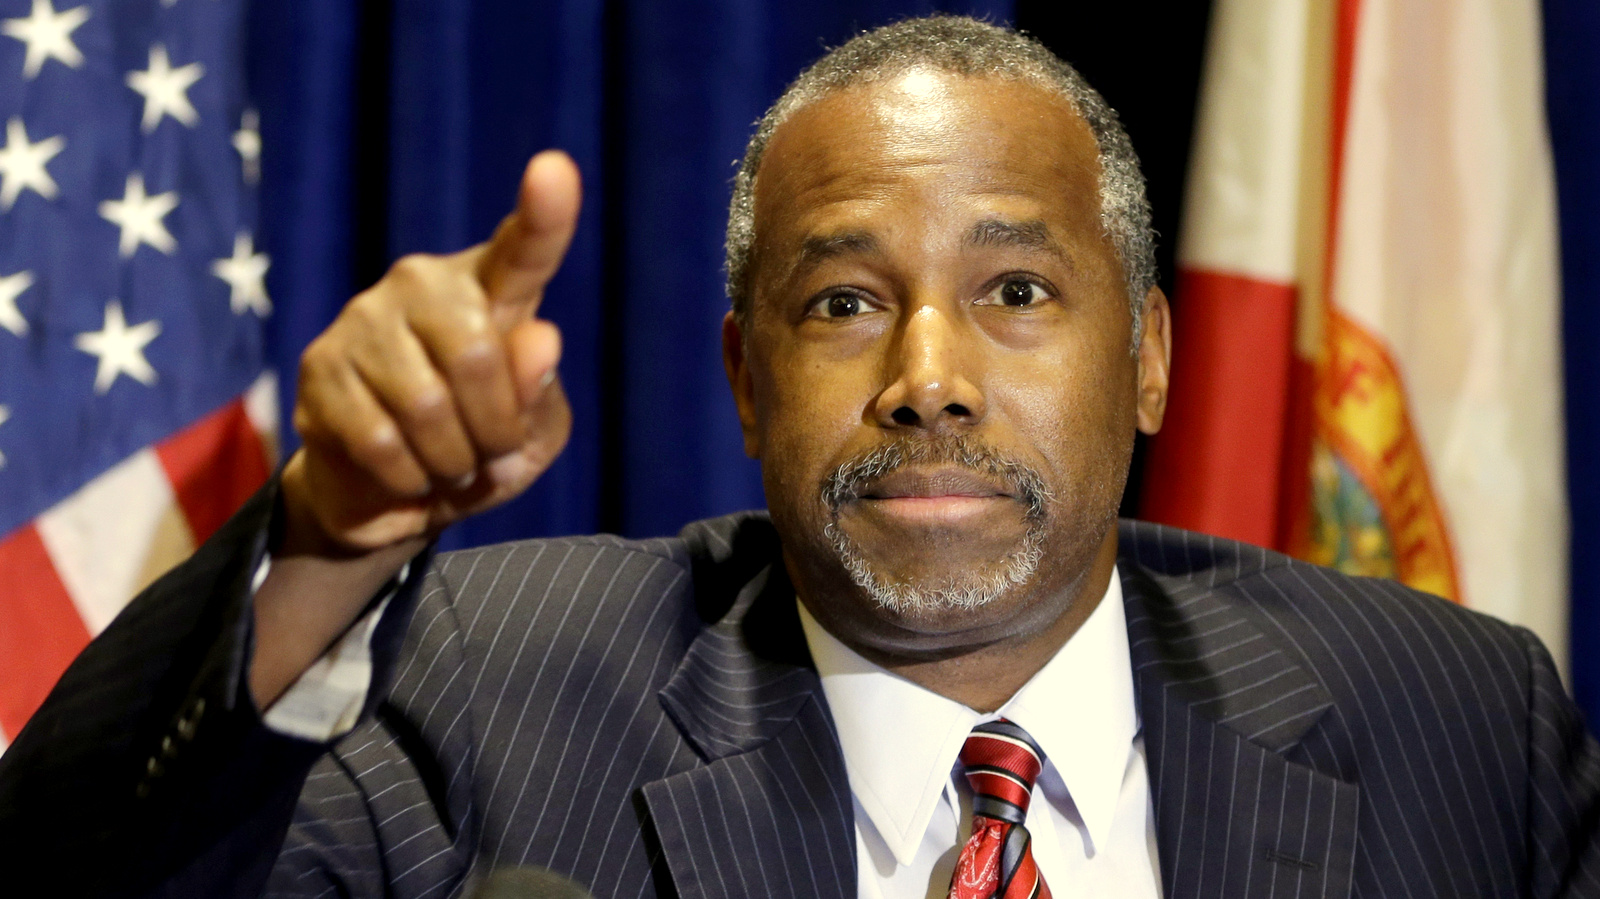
[0,476,428,898]
[258,556,476,899]
[1520,627,1600,897]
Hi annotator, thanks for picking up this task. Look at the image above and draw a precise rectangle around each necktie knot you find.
[948,719,1052,899]
[959,719,1045,824]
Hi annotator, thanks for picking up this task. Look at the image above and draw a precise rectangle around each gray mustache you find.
[820,436,1053,519]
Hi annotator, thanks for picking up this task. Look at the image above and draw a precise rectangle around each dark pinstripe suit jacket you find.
[3,484,1599,898]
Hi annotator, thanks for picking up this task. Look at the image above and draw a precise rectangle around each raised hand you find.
[251,151,582,706]
[284,150,582,553]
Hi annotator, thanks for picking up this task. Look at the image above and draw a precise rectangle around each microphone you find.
[469,866,596,899]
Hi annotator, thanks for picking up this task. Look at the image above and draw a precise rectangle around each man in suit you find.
[2,15,1598,898]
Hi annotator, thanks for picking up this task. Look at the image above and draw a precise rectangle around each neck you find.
[800,528,1120,712]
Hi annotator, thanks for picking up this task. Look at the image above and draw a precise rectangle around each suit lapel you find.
[643,557,856,899]
[1122,559,1359,899]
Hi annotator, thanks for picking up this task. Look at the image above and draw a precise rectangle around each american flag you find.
[0,0,275,752]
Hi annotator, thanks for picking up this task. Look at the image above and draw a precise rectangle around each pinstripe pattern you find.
[259,514,1600,899]
[4,494,1599,898]
[1122,520,1600,897]
[263,512,857,899]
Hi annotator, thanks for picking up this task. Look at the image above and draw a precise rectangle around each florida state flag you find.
[1144,0,1568,666]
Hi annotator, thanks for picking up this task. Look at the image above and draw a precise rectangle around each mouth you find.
[821,436,1053,529]
[857,467,1013,501]
[848,467,1023,527]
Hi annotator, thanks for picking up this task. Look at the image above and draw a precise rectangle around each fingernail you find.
[540,369,557,388]
[454,471,477,490]
[486,452,530,484]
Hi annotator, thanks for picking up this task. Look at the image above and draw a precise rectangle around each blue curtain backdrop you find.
[1545,0,1600,721]
[244,0,1011,553]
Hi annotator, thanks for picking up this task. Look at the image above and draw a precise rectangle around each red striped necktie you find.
[947,719,1053,899]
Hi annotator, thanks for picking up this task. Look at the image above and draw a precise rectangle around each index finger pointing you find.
[477,150,582,327]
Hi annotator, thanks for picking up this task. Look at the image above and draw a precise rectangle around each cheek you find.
[756,353,855,435]
[750,348,868,494]
[995,334,1139,483]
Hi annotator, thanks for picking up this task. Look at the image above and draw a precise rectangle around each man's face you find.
[724,69,1169,659]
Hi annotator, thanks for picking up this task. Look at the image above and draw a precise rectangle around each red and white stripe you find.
[0,375,277,750]
[964,732,1043,811]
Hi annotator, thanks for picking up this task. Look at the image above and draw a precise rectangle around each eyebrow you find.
[786,218,1071,280]
[793,231,883,278]
[964,218,1072,267]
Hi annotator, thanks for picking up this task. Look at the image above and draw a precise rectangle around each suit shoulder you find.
[1117,517,1296,583]
[430,530,691,581]
[407,531,695,655]
[417,510,778,618]
[1117,518,1539,692]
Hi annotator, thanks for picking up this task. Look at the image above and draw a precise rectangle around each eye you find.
[979,278,1053,308]
[810,291,870,319]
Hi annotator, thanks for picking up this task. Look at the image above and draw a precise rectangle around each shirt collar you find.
[1002,569,1138,856]
[798,568,1137,866]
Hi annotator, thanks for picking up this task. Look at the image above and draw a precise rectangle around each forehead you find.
[751,70,1106,262]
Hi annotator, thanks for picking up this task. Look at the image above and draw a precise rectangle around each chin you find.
[823,517,1046,614]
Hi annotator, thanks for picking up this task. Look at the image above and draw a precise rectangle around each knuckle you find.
[291,404,321,441]
[343,290,391,330]
[298,338,332,379]
[377,255,448,313]
[349,422,408,469]
[444,336,501,384]
[399,384,453,426]
[290,399,309,426]
[388,253,439,285]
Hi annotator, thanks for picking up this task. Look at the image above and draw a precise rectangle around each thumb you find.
[477,150,582,329]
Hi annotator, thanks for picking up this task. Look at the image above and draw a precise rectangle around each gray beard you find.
[819,435,1052,614]
[824,517,1046,613]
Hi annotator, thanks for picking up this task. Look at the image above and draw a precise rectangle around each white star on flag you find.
[126,44,204,133]
[0,117,64,210]
[73,300,161,394]
[0,0,279,757]
[0,270,34,337]
[1,0,88,79]
[232,108,261,185]
[98,173,178,257]
[212,232,271,316]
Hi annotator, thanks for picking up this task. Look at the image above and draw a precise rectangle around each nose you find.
[871,302,986,429]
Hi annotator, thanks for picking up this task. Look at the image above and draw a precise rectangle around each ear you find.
[722,310,762,458]
[1135,285,1171,435]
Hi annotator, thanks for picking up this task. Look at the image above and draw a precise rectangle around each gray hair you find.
[723,15,1157,344]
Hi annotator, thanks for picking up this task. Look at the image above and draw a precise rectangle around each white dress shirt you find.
[797,568,1163,899]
